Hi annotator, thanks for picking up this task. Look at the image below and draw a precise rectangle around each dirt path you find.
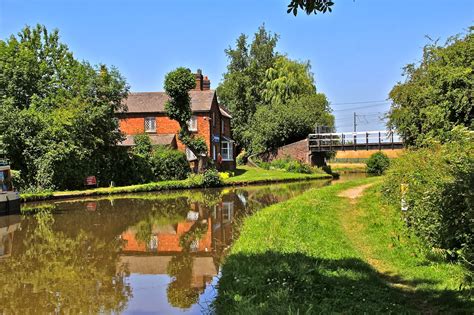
[337,183,374,201]
[338,184,416,292]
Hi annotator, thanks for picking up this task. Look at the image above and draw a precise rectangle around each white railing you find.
[308,130,402,150]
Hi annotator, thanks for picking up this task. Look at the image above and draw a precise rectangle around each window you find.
[186,147,197,161]
[188,116,198,132]
[222,202,234,223]
[221,141,233,161]
[212,112,216,127]
[221,119,225,134]
[148,235,158,251]
[144,117,156,132]
[213,144,217,160]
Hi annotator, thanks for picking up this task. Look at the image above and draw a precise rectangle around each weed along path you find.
[214,179,473,314]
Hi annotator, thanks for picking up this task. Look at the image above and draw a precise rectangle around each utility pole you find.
[353,112,357,133]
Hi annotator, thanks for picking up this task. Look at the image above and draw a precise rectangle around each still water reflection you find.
[0,179,339,314]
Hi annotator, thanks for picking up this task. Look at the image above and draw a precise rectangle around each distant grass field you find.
[214,179,472,314]
[329,162,367,173]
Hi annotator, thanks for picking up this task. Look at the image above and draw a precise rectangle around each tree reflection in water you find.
[0,180,331,313]
[0,211,131,313]
[166,220,209,309]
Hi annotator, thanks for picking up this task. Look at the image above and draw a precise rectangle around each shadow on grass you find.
[233,168,248,177]
[214,252,473,314]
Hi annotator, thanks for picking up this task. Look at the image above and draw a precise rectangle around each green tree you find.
[219,27,333,154]
[287,0,335,16]
[164,67,208,172]
[388,27,473,147]
[217,25,279,149]
[247,94,333,152]
[0,25,129,190]
[262,56,317,105]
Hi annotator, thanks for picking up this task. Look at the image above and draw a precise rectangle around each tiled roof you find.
[122,90,216,114]
[119,134,176,146]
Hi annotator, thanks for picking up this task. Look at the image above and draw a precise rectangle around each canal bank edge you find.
[214,178,472,313]
[20,167,332,203]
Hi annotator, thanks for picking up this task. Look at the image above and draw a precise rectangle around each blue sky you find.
[1,0,473,131]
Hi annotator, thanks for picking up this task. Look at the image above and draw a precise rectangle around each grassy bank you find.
[20,166,331,202]
[214,179,472,313]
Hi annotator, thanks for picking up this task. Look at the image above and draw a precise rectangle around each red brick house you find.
[117,70,235,171]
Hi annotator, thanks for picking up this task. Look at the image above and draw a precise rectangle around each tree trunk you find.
[197,156,207,173]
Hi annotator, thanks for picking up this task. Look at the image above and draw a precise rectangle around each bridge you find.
[308,130,403,152]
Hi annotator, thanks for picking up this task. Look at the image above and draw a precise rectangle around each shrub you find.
[10,170,24,191]
[381,128,473,263]
[202,169,223,188]
[286,160,312,174]
[150,147,190,181]
[187,173,204,187]
[129,153,154,184]
[219,172,234,180]
[366,152,390,175]
[132,134,153,156]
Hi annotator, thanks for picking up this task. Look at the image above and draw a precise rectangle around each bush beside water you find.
[202,169,223,188]
[151,146,190,181]
[382,128,473,264]
[255,157,313,174]
[366,152,390,175]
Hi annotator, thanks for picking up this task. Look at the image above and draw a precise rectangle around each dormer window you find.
[144,117,156,133]
[188,116,198,132]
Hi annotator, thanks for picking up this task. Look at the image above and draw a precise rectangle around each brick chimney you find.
[194,69,211,91]
[203,76,211,90]
[194,69,203,91]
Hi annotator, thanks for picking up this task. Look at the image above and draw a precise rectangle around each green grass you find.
[351,185,471,300]
[214,178,472,314]
[225,165,330,184]
[20,166,331,202]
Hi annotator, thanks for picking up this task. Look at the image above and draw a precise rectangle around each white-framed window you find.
[186,147,197,161]
[144,117,156,133]
[213,144,217,160]
[222,202,234,223]
[148,235,158,251]
[188,116,198,132]
[221,119,225,134]
[221,141,233,161]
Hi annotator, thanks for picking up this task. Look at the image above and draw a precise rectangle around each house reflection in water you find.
[119,197,238,308]
[0,215,21,259]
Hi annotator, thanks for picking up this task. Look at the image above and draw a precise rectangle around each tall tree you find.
[218,26,333,154]
[262,56,316,104]
[388,27,473,146]
[0,25,129,189]
[164,67,208,172]
[217,25,279,149]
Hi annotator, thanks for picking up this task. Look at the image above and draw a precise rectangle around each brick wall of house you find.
[119,117,145,134]
[117,71,235,171]
[118,113,212,153]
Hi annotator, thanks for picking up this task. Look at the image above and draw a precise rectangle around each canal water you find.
[0,176,360,314]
